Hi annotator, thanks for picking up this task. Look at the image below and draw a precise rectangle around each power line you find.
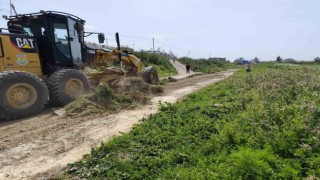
[154,38,209,56]
[104,32,152,40]
[103,33,201,54]
[154,39,189,53]
[86,31,213,57]
[119,34,152,40]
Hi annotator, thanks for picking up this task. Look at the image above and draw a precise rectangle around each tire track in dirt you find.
[0,69,236,179]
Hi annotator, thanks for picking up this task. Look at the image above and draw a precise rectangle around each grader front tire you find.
[142,66,159,84]
[0,71,49,120]
[47,69,90,106]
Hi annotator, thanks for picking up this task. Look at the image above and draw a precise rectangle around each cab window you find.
[41,27,46,36]
[23,27,34,36]
[10,19,46,37]
[53,23,70,58]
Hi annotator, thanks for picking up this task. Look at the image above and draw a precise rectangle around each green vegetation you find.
[133,51,177,77]
[66,64,320,179]
[65,78,150,117]
[178,57,235,73]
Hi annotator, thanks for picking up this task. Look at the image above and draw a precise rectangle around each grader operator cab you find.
[0,11,159,120]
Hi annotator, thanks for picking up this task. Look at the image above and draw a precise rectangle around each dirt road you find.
[0,70,236,179]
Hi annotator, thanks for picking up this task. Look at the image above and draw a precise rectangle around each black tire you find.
[0,71,49,120]
[142,66,159,84]
[47,69,90,106]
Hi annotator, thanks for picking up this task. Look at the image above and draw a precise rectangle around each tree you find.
[253,57,260,61]
[314,57,320,62]
[276,56,282,62]
[236,57,244,61]
[233,57,245,65]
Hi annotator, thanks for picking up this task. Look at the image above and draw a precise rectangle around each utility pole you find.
[152,38,154,53]
[187,51,190,58]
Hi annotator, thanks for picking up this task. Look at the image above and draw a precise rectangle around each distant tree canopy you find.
[235,57,245,61]
[276,56,282,62]
[314,57,320,62]
[253,57,260,62]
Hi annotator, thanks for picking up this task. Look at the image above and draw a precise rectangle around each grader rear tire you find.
[142,66,159,84]
[0,71,49,120]
[47,69,90,106]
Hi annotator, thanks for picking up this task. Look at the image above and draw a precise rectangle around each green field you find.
[65,63,320,179]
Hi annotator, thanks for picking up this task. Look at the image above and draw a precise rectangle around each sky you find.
[0,0,319,61]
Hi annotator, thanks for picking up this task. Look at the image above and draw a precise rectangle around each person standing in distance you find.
[186,64,191,74]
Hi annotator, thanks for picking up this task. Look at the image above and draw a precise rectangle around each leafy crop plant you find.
[65,63,320,179]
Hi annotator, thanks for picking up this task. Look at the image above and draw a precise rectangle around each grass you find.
[133,51,178,77]
[64,63,320,179]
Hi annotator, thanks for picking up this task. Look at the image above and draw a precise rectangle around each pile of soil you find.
[64,77,158,117]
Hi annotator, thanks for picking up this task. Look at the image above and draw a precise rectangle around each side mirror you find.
[98,33,105,44]
[8,24,24,34]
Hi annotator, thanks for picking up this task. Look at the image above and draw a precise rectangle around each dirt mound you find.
[123,77,151,93]
[65,77,156,117]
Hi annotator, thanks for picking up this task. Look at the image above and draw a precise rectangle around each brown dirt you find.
[0,69,236,179]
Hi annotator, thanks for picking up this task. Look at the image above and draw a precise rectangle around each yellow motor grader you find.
[0,11,159,120]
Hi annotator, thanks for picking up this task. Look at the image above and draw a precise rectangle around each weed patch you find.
[65,64,320,179]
